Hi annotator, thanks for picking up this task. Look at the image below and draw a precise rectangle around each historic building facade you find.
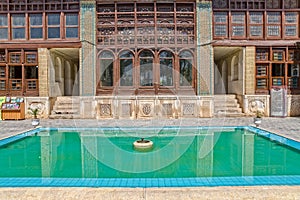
[0,0,299,118]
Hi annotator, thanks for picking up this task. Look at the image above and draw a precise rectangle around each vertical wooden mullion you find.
[5,63,8,94]
[61,12,64,39]
[8,13,11,41]
[175,53,179,91]
[228,11,232,39]
[264,10,267,39]
[134,2,137,48]
[154,50,159,89]
[269,47,272,90]
[154,2,157,48]
[22,63,25,95]
[43,12,46,40]
[25,13,28,40]
[136,49,139,89]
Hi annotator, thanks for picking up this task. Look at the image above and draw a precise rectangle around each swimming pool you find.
[0,126,300,187]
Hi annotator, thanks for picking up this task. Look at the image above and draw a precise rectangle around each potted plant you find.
[28,106,40,127]
[254,109,264,127]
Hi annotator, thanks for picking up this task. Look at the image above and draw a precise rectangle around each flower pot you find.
[254,117,262,127]
[32,118,40,127]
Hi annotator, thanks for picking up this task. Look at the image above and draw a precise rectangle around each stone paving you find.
[0,117,300,199]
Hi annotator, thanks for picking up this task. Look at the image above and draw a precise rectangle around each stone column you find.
[38,48,49,97]
[245,46,256,95]
[80,0,96,96]
[197,1,213,95]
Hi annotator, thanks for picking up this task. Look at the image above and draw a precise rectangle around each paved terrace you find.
[0,117,300,200]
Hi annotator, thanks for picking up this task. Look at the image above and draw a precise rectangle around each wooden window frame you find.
[0,14,8,40]
[47,13,61,39]
[11,13,26,40]
[266,12,282,39]
[248,12,264,39]
[230,12,246,39]
[213,12,228,39]
[283,12,298,39]
[65,13,79,39]
[29,13,43,40]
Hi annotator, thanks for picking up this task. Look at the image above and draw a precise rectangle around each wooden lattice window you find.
[29,13,43,39]
[231,12,245,38]
[9,52,21,63]
[284,12,298,38]
[25,52,37,64]
[119,50,134,87]
[99,51,114,87]
[256,48,269,61]
[266,12,281,38]
[249,12,263,38]
[11,14,25,39]
[284,0,299,9]
[213,12,228,38]
[0,14,8,40]
[47,13,60,39]
[65,13,79,38]
[266,0,281,9]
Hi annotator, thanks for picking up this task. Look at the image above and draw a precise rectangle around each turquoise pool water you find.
[0,126,300,187]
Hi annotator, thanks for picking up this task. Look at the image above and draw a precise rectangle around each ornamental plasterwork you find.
[99,104,111,116]
[142,103,152,116]
[183,103,195,116]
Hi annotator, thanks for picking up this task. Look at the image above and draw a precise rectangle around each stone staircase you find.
[49,96,81,119]
[213,94,244,117]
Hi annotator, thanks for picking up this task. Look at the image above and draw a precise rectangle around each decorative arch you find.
[98,50,115,87]
[139,49,154,86]
[159,50,174,86]
[119,50,134,86]
[179,50,194,86]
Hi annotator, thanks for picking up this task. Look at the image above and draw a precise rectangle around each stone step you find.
[53,104,79,109]
[214,102,240,108]
[214,112,245,117]
[214,107,242,112]
[51,109,79,114]
[214,95,237,99]
[49,114,81,119]
[56,96,80,101]
[214,98,238,103]
[55,100,80,104]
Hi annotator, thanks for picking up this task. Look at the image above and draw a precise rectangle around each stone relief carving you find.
[99,104,111,116]
[142,103,152,116]
[28,102,45,117]
[248,99,265,114]
[183,103,195,116]
[290,97,300,116]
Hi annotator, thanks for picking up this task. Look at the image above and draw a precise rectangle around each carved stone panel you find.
[121,103,132,117]
[142,103,152,116]
[162,103,173,116]
[99,103,112,117]
[183,103,195,116]
[138,101,154,118]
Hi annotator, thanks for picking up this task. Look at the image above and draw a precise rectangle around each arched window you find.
[99,51,114,87]
[179,50,193,86]
[159,50,174,86]
[139,50,154,86]
[119,50,134,86]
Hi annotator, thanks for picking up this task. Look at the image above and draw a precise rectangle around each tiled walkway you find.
[0,117,300,199]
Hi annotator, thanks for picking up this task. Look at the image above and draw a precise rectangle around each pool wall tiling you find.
[245,126,300,151]
[1,176,300,188]
[0,126,300,188]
